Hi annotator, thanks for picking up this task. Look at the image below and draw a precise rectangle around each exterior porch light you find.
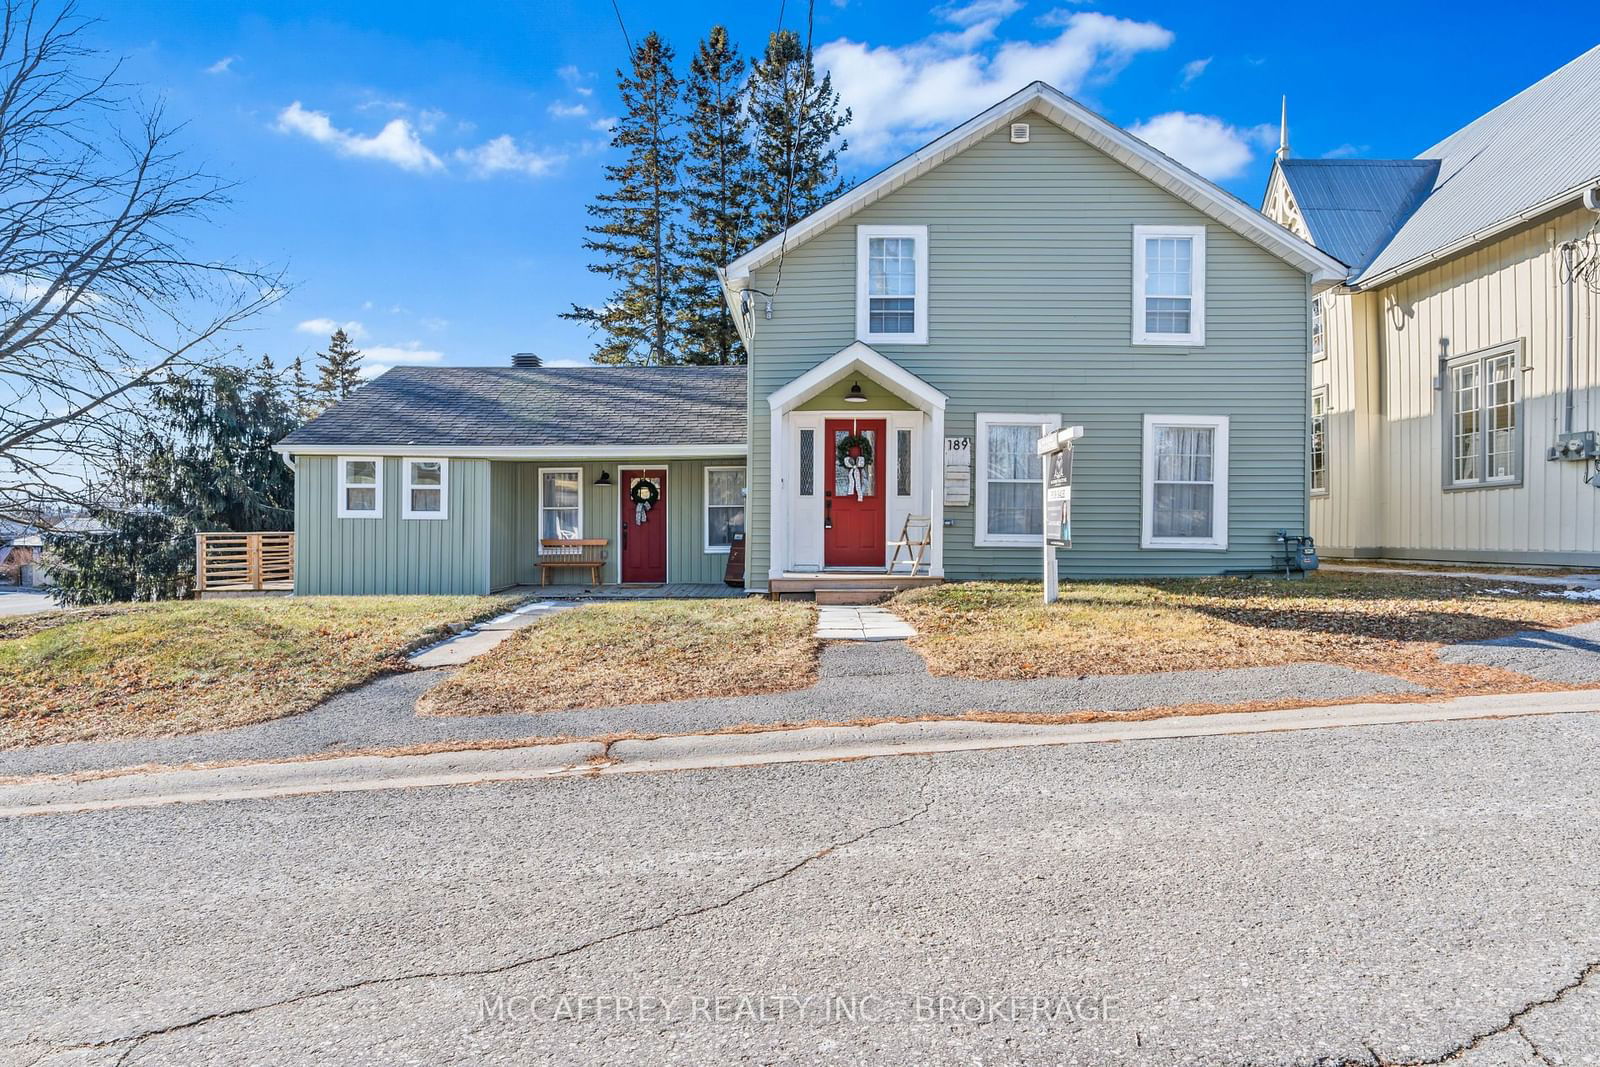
[844,380,869,404]
[593,471,613,486]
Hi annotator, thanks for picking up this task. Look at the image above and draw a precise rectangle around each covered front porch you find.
[766,342,948,586]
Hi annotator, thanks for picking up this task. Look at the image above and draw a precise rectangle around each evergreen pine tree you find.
[315,328,363,404]
[562,32,686,366]
[747,28,851,245]
[679,26,752,365]
[288,356,318,421]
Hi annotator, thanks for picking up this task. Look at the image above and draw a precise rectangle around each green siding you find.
[746,112,1310,587]
[488,461,519,591]
[293,456,491,595]
[795,371,916,411]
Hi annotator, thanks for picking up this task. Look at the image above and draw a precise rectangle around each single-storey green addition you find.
[275,81,1344,596]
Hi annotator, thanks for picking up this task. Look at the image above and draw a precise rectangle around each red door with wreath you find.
[824,419,885,567]
[620,469,667,583]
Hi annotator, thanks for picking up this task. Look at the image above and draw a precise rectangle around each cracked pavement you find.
[5,712,1600,1065]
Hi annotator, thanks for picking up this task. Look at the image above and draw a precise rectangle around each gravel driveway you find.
[4,711,1598,1065]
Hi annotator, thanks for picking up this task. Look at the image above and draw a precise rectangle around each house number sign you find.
[943,436,972,507]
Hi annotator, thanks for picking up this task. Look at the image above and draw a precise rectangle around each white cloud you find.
[274,102,444,173]
[589,115,617,134]
[1127,112,1268,180]
[453,135,566,178]
[364,342,445,365]
[548,101,589,119]
[558,65,595,97]
[1321,143,1368,159]
[817,10,1173,158]
[1180,56,1211,88]
[205,55,238,75]
[296,317,366,340]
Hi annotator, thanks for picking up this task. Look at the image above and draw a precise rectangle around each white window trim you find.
[1141,414,1229,550]
[401,457,449,520]
[703,465,746,553]
[336,455,383,519]
[1310,389,1329,497]
[1132,224,1206,347]
[856,224,929,345]
[537,467,584,554]
[974,412,1061,547]
[1311,298,1326,361]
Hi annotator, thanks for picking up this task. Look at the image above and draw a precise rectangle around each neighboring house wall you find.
[294,456,493,595]
[1312,205,1600,564]
[744,113,1311,588]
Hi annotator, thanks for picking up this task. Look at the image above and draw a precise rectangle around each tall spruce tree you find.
[563,32,686,365]
[288,356,319,420]
[315,328,363,404]
[680,26,752,365]
[748,28,851,245]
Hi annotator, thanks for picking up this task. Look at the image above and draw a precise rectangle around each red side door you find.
[620,469,667,583]
[824,419,886,567]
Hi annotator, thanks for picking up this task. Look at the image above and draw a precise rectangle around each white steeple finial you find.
[1277,95,1289,160]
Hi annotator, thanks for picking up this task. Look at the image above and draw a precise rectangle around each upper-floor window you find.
[856,224,928,344]
[1310,389,1328,495]
[1132,225,1206,347]
[337,456,382,518]
[402,458,448,519]
[1311,299,1325,360]
[1445,343,1522,489]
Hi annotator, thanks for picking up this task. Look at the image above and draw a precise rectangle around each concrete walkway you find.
[407,600,571,668]
[7,688,1600,817]
[815,604,917,641]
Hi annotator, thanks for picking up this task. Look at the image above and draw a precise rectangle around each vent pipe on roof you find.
[511,352,543,368]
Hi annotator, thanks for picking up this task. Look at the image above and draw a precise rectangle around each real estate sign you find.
[1036,425,1084,605]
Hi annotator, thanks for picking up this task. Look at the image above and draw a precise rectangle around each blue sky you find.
[88,1,1597,373]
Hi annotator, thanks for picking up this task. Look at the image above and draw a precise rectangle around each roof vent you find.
[511,352,543,368]
[1009,122,1030,144]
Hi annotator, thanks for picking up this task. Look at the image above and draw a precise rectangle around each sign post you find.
[1037,425,1084,605]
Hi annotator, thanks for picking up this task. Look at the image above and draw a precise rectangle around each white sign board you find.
[943,435,972,507]
[1037,425,1085,605]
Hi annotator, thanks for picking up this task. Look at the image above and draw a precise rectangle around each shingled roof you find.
[277,366,747,451]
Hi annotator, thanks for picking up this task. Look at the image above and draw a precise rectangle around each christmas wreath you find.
[835,433,874,467]
[629,479,660,506]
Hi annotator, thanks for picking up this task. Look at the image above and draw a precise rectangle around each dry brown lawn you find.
[891,573,1600,693]
[419,599,818,716]
[0,595,520,748]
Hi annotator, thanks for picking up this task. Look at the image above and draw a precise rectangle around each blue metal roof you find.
[1275,159,1439,276]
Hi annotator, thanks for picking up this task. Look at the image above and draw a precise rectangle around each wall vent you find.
[1009,122,1030,144]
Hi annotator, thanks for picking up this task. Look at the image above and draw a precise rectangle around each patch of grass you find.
[890,573,1600,689]
[418,599,818,716]
[0,595,520,748]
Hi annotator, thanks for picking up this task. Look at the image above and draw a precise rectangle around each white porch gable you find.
[767,342,948,580]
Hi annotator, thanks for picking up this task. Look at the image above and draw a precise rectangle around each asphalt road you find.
[5,712,1600,1066]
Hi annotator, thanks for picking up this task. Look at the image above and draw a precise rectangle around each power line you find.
[608,0,633,60]
[770,0,815,301]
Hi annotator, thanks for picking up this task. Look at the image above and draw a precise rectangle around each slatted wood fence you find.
[195,532,294,593]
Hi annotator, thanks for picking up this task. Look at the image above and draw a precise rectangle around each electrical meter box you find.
[1549,431,1600,461]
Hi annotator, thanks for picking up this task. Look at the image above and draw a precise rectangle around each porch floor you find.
[503,582,746,600]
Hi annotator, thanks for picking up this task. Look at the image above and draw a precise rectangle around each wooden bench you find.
[538,538,608,586]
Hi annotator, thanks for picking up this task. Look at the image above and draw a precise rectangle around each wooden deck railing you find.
[196,532,295,593]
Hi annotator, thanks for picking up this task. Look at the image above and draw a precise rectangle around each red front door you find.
[824,419,886,567]
[620,469,667,583]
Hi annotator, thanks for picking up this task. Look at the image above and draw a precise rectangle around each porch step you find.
[768,574,941,596]
[814,587,895,605]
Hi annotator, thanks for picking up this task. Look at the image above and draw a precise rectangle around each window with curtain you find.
[337,457,381,518]
[705,467,745,550]
[1310,390,1328,494]
[1311,299,1325,359]
[975,414,1058,545]
[1447,344,1521,488]
[539,469,581,542]
[402,458,447,519]
[1142,415,1229,549]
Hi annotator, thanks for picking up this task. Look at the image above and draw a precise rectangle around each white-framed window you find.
[538,468,583,552]
[1311,298,1325,360]
[1132,225,1205,346]
[856,224,928,345]
[1310,390,1328,495]
[704,466,746,552]
[336,456,383,518]
[401,458,448,519]
[1444,342,1522,489]
[1141,414,1229,550]
[975,412,1061,547]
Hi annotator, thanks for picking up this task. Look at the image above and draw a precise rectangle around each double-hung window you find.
[1310,389,1328,495]
[1141,415,1229,549]
[402,458,448,519]
[1445,342,1522,488]
[1133,225,1205,346]
[975,413,1061,546]
[857,224,928,344]
[337,456,382,518]
[1311,299,1325,360]
[705,466,746,552]
[538,468,582,551]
